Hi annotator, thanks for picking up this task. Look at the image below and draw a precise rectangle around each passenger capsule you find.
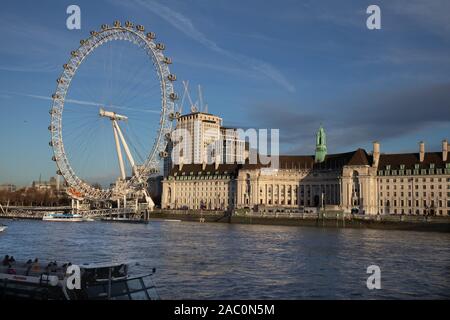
[90,30,98,36]
[125,21,133,28]
[52,156,57,161]
[49,141,53,147]
[159,151,168,158]
[168,112,179,120]
[101,24,108,30]
[52,94,60,99]
[146,32,156,39]
[56,170,62,175]
[113,20,121,27]
[163,57,172,64]
[167,74,176,81]
[48,125,54,131]
[71,51,78,57]
[155,43,165,50]
[165,132,171,140]
[136,25,144,32]
[80,39,86,45]
[56,78,65,84]
[169,92,178,101]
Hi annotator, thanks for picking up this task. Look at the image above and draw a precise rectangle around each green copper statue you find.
[315,125,327,163]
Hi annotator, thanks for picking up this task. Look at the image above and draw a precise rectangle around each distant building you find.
[163,111,246,177]
[221,127,245,164]
[0,183,17,192]
[31,176,60,191]
[162,126,450,216]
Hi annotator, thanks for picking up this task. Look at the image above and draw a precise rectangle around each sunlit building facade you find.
[162,125,450,216]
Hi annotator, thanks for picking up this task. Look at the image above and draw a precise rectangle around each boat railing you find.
[79,208,135,218]
[0,262,71,280]
[1,261,159,300]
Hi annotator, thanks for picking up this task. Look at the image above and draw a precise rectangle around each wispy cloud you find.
[112,0,295,92]
[0,63,58,73]
[3,92,161,114]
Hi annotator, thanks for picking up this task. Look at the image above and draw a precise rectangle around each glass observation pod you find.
[0,261,159,300]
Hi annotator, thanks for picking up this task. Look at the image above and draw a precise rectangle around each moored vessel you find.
[42,212,84,222]
[0,259,159,300]
[101,217,149,224]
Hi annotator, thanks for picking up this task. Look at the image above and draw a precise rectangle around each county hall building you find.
[161,112,450,216]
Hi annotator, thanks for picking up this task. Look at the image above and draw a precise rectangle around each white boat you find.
[0,225,7,232]
[42,212,84,222]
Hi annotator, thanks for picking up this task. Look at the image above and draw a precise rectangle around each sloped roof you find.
[169,149,371,176]
[347,148,371,166]
[378,152,448,170]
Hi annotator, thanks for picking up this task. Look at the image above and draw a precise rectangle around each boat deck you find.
[0,260,69,279]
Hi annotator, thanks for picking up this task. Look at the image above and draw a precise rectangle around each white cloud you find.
[113,0,295,92]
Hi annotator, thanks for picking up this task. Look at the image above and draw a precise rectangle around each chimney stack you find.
[372,141,380,168]
[419,141,425,162]
[443,139,448,162]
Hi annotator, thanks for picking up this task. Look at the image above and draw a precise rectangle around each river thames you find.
[0,219,449,299]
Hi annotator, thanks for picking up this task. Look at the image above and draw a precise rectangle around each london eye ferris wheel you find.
[48,21,180,208]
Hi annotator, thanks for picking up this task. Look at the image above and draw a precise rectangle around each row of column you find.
[238,179,341,208]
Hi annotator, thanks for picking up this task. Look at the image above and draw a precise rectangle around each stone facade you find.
[161,127,450,216]
[162,163,238,210]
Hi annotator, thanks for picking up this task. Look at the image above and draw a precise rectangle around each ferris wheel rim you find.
[49,22,177,201]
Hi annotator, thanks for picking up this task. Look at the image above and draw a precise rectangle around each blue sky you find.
[0,0,449,186]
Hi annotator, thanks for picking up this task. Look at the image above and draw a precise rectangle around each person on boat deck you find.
[46,261,58,273]
[7,263,16,275]
[31,258,40,272]
[24,259,33,275]
[2,255,10,266]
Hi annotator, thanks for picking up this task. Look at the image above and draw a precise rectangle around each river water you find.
[0,219,449,299]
